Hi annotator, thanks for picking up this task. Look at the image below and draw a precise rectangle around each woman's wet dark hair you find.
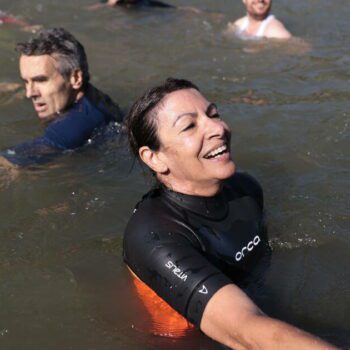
[126,77,199,157]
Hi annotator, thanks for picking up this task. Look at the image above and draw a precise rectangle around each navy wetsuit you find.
[1,95,122,166]
[123,172,269,327]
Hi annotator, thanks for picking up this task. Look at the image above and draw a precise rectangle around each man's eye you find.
[35,77,48,83]
[182,123,195,132]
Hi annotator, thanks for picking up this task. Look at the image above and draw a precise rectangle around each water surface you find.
[0,0,349,349]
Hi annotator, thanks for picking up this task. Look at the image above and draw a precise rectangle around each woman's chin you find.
[214,161,236,181]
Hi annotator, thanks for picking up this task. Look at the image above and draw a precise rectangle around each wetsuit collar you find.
[161,186,229,220]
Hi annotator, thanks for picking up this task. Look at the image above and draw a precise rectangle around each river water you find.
[0,0,349,349]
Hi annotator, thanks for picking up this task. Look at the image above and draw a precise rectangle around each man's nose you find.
[25,82,38,98]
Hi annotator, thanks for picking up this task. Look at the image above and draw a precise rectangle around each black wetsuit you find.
[123,172,269,327]
[101,0,174,8]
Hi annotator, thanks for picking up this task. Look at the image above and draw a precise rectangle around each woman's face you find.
[151,88,235,195]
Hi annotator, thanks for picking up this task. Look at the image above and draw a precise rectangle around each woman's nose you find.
[204,116,226,139]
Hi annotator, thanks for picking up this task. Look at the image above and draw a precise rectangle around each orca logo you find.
[199,285,208,295]
[235,235,261,262]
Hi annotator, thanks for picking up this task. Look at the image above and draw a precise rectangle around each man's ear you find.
[70,69,83,90]
[139,146,168,174]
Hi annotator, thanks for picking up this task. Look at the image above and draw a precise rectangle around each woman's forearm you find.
[201,284,339,350]
[240,314,339,350]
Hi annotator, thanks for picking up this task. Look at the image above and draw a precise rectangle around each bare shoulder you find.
[266,17,292,39]
[227,16,245,32]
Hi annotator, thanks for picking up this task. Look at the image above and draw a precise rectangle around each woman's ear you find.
[70,69,84,90]
[139,146,168,174]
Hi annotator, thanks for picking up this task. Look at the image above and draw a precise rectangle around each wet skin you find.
[142,89,236,196]
[19,54,78,120]
[243,0,272,21]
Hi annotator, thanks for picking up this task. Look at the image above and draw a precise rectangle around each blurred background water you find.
[0,0,349,349]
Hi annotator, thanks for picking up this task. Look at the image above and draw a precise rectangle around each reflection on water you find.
[0,0,349,349]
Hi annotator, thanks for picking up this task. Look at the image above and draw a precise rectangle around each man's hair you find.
[16,28,90,89]
[126,77,199,157]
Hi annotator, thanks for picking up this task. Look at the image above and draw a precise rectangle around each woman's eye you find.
[210,112,221,119]
[182,122,195,132]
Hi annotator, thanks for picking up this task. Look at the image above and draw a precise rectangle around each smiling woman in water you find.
[122,77,339,349]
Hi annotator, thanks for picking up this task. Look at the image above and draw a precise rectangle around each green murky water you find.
[0,0,349,349]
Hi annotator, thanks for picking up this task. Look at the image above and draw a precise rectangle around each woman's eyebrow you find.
[173,112,197,127]
[172,103,218,127]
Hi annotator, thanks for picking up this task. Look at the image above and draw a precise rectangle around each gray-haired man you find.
[0,27,122,167]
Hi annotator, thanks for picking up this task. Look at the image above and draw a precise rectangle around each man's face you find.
[19,54,76,120]
[243,0,272,19]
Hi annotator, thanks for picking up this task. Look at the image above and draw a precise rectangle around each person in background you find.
[227,0,291,39]
[0,9,41,32]
[102,0,174,8]
[0,9,25,25]
[89,0,200,13]
[123,77,339,349]
[89,0,174,10]
[0,28,122,169]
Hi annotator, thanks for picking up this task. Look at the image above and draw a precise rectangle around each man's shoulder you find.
[49,96,97,126]
[265,16,292,39]
[85,84,123,123]
[49,92,116,129]
[227,16,246,31]
[44,95,112,150]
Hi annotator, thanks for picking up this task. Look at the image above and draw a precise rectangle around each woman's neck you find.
[159,177,223,197]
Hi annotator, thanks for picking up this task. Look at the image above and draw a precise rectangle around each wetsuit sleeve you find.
[0,137,60,166]
[0,96,115,166]
[44,113,92,150]
[124,215,232,327]
[85,84,123,123]
[0,110,103,166]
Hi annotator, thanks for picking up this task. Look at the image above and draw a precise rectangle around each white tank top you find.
[238,14,275,38]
